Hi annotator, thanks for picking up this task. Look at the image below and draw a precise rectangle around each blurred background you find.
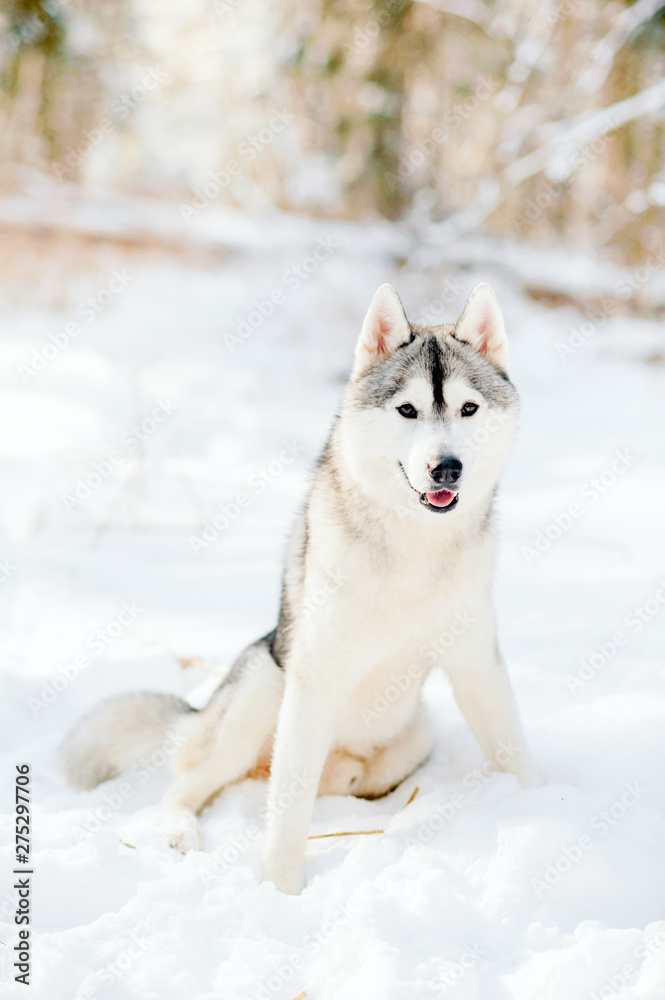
[0,0,664,706]
[2,7,665,995]
[2,0,665,255]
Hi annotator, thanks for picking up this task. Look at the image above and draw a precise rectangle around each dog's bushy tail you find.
[62,692,195,790]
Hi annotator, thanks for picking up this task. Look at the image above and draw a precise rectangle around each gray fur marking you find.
[353,325,516,412]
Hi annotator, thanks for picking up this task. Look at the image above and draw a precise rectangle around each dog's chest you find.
[328,560,484,750]
[342,536,487,635]
[312,541,488,696]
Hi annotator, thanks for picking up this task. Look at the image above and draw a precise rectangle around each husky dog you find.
[63,282,539,894]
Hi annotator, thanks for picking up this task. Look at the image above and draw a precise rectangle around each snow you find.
[0,215,664,999]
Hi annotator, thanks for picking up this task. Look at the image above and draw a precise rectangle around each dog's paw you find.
[263,865,305,896]
[157,811,203,853]
[262,847,305,895]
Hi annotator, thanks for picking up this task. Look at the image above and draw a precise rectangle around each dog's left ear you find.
[455,283,508,371]
[352,284,411,379]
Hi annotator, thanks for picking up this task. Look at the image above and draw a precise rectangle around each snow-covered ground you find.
[0,216,664,999]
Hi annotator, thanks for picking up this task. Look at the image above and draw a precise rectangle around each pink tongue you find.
[426,489,455,508]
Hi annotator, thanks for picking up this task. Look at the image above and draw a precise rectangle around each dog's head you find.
[339,283,518,519]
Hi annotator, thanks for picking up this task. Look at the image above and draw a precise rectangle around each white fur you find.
[63,282,539,897]
[353,283,411,378]
[261,284,537,893]
[261,484,538,893]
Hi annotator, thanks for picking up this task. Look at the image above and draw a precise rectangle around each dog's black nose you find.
[428,457,462,485]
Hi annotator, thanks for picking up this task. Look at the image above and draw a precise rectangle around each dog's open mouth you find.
[398,463,460,513]
[420,489,459,513]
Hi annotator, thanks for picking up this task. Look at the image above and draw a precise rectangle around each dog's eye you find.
[397,403,418,419]
[461,401,478,417]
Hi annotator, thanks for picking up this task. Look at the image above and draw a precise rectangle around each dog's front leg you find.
[262,671,338,894]
[445,625,540,789]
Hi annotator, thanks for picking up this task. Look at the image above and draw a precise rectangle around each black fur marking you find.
[401,327,418,348]
[426,337,445,412]
[263,628,282,667]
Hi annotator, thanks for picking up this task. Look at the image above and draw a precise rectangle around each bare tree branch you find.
[576,0,665,98]
[425,77,665,245]
[412,0,494,36]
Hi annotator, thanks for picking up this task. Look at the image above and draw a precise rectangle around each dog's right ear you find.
[352,284,411,379]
